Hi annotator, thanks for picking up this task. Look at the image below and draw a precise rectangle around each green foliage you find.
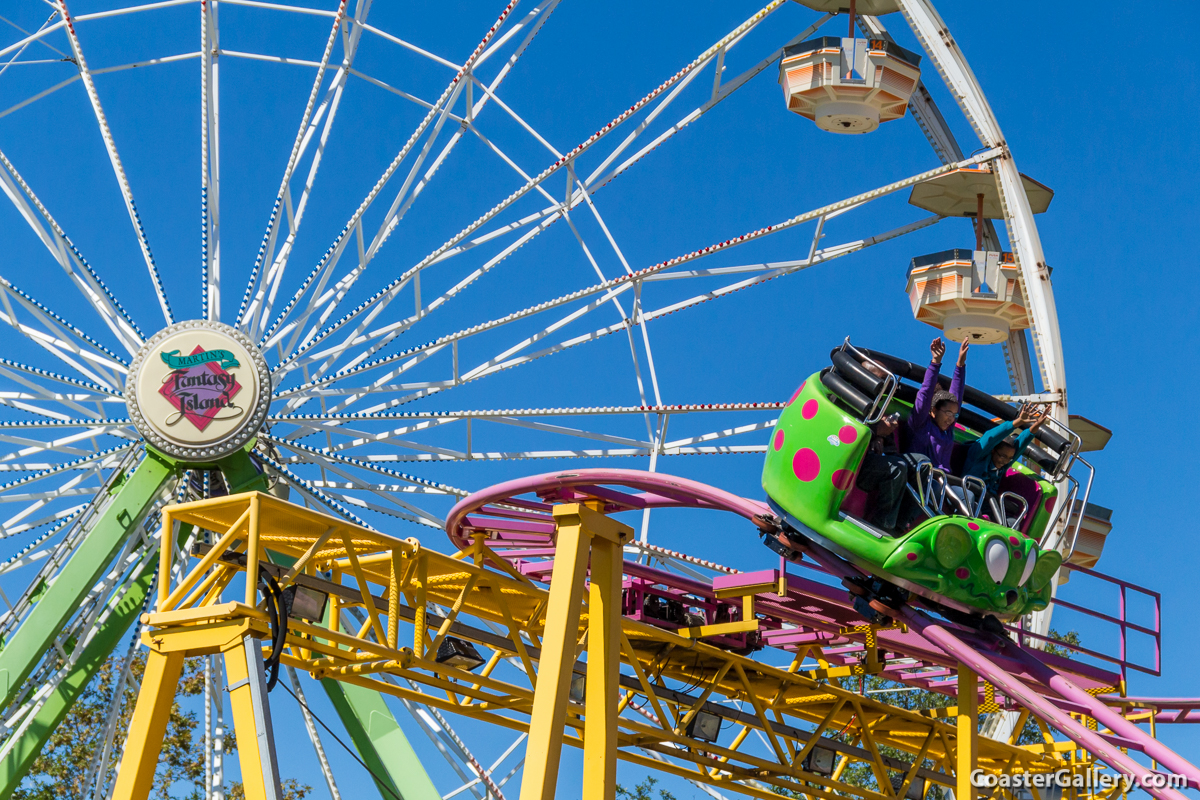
[773,629,1082,799]
[14,649,311,800]
[616,775,677,800]
[1013,628,1083,746]
[229,778,311,800]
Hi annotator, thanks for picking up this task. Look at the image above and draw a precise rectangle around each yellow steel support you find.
[109,650,185,800]
[957,663,979,800]
[114,492,1106,800]
[583,507,629,800]
[223,634,282,800]
[112,614,273,800]
[520,503,632,800]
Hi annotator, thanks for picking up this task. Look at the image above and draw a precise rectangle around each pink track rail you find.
[445,469,1199,797]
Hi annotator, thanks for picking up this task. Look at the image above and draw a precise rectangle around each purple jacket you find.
[906,359,964,470]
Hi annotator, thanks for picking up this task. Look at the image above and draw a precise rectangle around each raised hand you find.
[1013,403,1037,429]
[957,338,970,367]
[930,337,946,364]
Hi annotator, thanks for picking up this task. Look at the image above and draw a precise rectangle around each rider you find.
[858,338,968,532]
[963,402,1047,495]
[907,336,968,472]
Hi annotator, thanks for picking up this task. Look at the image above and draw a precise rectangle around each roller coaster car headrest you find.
[820,368,872,417]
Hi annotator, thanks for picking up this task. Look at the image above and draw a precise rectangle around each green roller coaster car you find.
[762,358,1070,621]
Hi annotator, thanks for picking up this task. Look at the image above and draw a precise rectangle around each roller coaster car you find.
[762,341,1086,622]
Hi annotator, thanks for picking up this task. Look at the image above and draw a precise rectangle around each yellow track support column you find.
[957,664,979,800]
[223,634,284,800]
[584,512,626,800]
[111,650,185,800]
[519,504,631,800]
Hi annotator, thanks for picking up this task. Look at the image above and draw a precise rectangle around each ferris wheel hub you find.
[125,321,271,462]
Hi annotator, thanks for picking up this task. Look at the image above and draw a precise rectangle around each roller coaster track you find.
[113,469,1197,800]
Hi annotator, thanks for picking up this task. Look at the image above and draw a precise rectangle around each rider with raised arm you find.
[857,338,968,533]
[907,336,968,472]
[963,402,1047,495]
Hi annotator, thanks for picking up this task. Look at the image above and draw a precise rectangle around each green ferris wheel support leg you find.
[322,680,442,800]
[0,548,163,797]
[0,448,177,710]
[0,447,268,797]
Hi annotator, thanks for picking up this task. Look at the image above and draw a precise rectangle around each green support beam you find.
[322,680,442,800]
[0,543,165,797]
[0,449,176,709]
[0,447,271,796]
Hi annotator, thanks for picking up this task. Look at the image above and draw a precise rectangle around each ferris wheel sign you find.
[127,321,271,462]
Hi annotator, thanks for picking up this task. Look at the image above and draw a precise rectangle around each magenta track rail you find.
[445,469,1199,796]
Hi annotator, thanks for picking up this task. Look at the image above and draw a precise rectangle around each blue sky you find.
[0,0,1197,796]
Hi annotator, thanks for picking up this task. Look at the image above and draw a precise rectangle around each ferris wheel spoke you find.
[0,378,118,429]
[0,504,90,546]
[234,0,362,333]
[0,365,122,422]
[264,434,468,499]
[0,11,59,61]
[418,11,819,275]
[363,182,956,397]
[255,0,522,350]
[266,0,784,375]
[0,52,204,126]
[0,308,123,394]
[271,405,777,462]
[281,414,458,447]
[0,354,124,402]
[0,427,135,464]
[557,174,665,452]
[307,482,440,528]
[278,0,558,352]
[355,0,561,261]
[0,16,67,63]
[273,208,940,421]
[260,18,562,369]
[0,488,93,510]
[0,149,145,354]
[0,394,122,423]
[0,418,130,431]
[0,475,96,539]
[199,0,222,321]
[0,277,129,382]
[276,204,571,388]
[0,443,134,497]
[0,507,85,575]
[55,0,175,327]
[271,402,782,423]
[277,76,468,359]
[320,0,561,329]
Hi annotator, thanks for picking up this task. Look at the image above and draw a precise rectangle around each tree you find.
[616,775,677,800]
[773,629,1083,799]
[14,648,311,800]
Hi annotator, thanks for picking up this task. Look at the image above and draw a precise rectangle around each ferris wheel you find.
[0,0,1075,797]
